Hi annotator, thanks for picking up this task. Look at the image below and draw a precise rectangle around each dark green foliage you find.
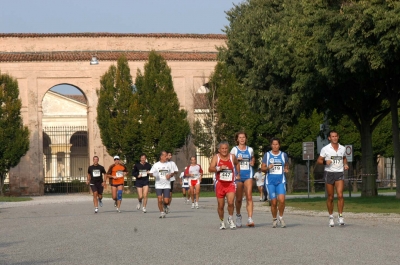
[135,51,190,162]
[97,56,141,169]
[221,0,400,196]
[0,72,30,195]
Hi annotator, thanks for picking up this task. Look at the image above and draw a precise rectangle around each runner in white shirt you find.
[150,151,176,218]
[317,130,349,227]
[184,156,203,209]
[179,169,190,203]
[254,168,265,201]
[166,152,179,212]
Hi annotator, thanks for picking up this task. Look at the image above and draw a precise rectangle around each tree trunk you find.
[360,121,377,197]
[388,94,400,199]
[0,172,5,196]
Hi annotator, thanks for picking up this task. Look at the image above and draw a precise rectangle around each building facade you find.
[0,33,226,195]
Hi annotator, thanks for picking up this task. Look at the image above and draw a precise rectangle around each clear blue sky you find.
[1,0,243,94]
[1,0,243,34]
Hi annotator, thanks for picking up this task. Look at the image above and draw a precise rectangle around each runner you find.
[261,137,289,228]
[106,155,128,213]
[132,153,152,213]
[254,168,265,202]
[184,156,203,209]
[166,152,179,213]
[209,141,240,230]
[230,131,255,227]
[150,151,176,218]
[179,168,190,203]
[86,156,106,213]
[317,130,349,227]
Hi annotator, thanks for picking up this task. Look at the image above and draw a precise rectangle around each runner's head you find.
[159,151,168,162]
[190,156,197,165]
[235,131,248,145]
[328,130,339,144]
[217,141,230,156]
[140,153,147,163]
[167,152,172,161]
[113,155,120,164]
[93,156,99,165]
[270,137,281,153]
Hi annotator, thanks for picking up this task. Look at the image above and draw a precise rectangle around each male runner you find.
[87,156,106,213]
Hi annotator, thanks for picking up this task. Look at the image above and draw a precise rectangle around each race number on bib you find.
[139,170,147,177]
[220,169,233,181]
[92,169,101,177]
[116,171,124,178]
[269,164,282,175]
[240,159,250,170]
[159,169,168,179]
[330,156,343,165]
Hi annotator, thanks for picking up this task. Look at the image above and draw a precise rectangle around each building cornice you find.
[0,33,227,39]
[0,51,218,62]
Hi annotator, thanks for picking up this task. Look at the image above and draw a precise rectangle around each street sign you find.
[345,145,353,162]
[302,142,314,160]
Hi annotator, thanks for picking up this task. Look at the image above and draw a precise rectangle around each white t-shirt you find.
[168,161,179,181]
[254,172,265,186]
[180,171,189,188]
[150,161,175,189]
[319,143,346,172]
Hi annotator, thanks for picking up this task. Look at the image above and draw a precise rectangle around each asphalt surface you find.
[1,194,399,265]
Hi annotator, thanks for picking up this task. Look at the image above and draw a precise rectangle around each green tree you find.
[135,51,190,162]
[221,0,399,197]
[97,55,141,175]
[0,72,30,195]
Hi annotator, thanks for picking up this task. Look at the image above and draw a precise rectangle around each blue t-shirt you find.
[262,151,288,185]
[231,146,254,179]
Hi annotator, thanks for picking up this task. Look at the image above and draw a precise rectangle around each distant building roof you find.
[0,51,218,62]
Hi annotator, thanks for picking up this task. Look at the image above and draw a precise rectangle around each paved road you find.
[1,195,399,265]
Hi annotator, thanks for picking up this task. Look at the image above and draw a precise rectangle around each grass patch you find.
[0,196,32,202]
[287,195,400,214]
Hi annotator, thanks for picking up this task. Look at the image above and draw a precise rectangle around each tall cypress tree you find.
[97,56,141,170]
[135,51,190,162]
[0,72,30,195]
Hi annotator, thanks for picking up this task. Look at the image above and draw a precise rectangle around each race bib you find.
[116,170,124,178]
[159,169,168,179]
[269,164,282,174]
[182,180,189,187]
[92,169,101,177]
[330,156,342,165]
[240,159,249,170]
[220,169,233,181]
[139,170,147,177]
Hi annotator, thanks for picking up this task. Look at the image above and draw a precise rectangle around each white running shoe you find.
[259,197,262,201]
[247,217,255,227]
[142,207,147,213]
[219,221,226,230]
[117,208,121,213]
[136,202,141,210]
[338,216,345,226]
[191,203,195,209]
[228,217,236,230]
[280,218,286,228]
[272,218,278,228]
[94,208,98,213]
[195,202,199,209]
[98,199,103,207]
[329,217,335,227]
[236,214,242,228]
[159,212,166,218]
[247,217,254,227]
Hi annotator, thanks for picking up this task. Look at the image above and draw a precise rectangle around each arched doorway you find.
[42,84,89,193]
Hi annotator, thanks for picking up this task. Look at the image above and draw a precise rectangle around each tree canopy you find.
[221,0,400,197]
[0,72,30,195]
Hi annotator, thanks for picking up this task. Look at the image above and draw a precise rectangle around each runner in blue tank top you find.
[230,131,255,227]
[261,137,289,228]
